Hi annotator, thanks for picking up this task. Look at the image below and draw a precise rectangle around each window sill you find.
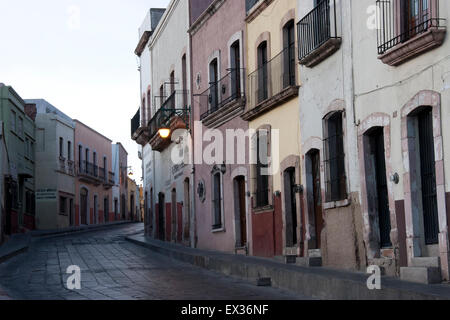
[211,227,225,234]
[379,28,446,66]
[253,205,274,214]
[323,198,351,210]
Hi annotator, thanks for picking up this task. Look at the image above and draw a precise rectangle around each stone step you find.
[411,257,441,268]
[400,267,442,284]
[296,257,322,267]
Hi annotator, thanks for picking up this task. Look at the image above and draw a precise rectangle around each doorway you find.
[158,193,165,241]
[80,188,88,225]
[234,176,247,248]
[94,195,98,224]
[364,127,392,250]
[171,189,177,242]
[130,194,135,221]
[284,168,298,248]
[104,197,109,223]
[306,150,324,250]
[184,179,191,244]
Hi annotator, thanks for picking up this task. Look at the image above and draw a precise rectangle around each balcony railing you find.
[247,45,297,112]
[59,157,66,173]
[199,69,245,120]
[77,161,100,184]
[67,160,75,176]
[376,0,445,55]
[131,108,140,137]
[148,90,190,140]
[297,0,341,66]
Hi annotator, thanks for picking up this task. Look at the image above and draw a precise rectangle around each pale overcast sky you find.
[0,0,170,183]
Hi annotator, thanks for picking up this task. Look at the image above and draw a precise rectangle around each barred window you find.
[323,111,347,202]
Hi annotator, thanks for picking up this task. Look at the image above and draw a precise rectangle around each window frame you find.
[211,168,225,232]
[323,111,348,204]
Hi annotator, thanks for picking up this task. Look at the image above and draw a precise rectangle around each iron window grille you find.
[323,111,347,202]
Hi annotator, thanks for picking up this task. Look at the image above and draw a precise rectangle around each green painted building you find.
[0,84,36,234]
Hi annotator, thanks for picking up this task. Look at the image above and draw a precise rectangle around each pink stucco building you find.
[74,120,114,226]
[189,0,250,254]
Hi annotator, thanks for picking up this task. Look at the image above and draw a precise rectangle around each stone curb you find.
[30,221,136,238]
[126,235,450,300]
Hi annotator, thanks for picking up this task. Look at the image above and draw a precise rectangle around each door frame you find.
[400,91,448,280]
[280,155,302,256]
[358,113,398,263]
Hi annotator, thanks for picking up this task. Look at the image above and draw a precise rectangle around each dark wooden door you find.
[80,189,88,225]
[4,180,12,235]
[104,198,109,223]
[158,193,165,241]
[370,128,392,248]
[418,109,439,245]
[311,150,324,249]
[237,177,247,247]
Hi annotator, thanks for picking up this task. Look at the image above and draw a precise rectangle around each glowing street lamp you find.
[158,127,171,139]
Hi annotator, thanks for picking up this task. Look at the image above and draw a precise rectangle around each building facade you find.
[28,99,76,230]
[112,142,128,221]
[189,0,250,254]
[74,120,114,226]
[243,0,302,258]
[132,0,194,246]
[0,120,10,243]
[297,0,365,270]
[132,8,165,237]
[352,0,449,282]
[0,85,36,235]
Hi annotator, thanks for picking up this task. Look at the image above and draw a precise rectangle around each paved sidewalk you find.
[0,222,138,265]
[126,234,450,300]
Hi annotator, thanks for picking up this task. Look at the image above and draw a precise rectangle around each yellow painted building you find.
[242,0,302,258]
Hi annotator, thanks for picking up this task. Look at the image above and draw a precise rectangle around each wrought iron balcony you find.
[243,46,298,121]
[131,108,140,137]
[77,161,101,185]
[131,108,152,146]
[197,69,245,127]
[148,90,190,152]
[297,0,341,67]
[376,0,446,66]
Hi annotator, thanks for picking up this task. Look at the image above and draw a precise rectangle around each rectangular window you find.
[10,110,16,132]
[25,138,30,158]
[323,112,347,202]
[257,42,268,103]
[212,173,222,229]
[60,196,67,215]
[30,141,34,161]
[78,145,82,170]
[256,130,270,207]
[18,117,23,136]
[67,141,72,161]
[59,137,64,158]
[283,20,296,88]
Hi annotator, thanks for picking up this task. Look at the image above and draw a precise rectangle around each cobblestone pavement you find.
[0,224,310,300]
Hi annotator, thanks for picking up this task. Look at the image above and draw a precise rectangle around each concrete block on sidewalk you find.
[400,267,442,284]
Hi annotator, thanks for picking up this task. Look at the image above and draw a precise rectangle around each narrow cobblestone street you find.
[0,224,309,300]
